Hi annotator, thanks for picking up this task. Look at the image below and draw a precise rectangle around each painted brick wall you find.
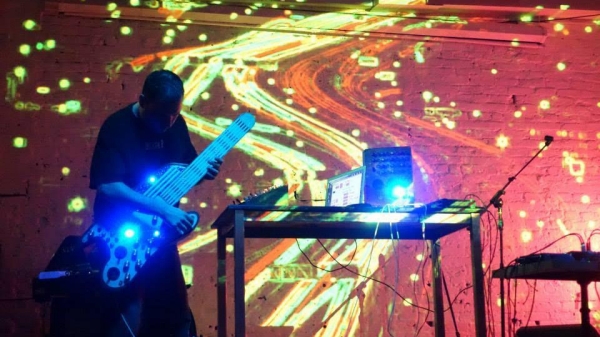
[1,2,600,337]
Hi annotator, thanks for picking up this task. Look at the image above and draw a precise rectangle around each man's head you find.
[138,70,184,134]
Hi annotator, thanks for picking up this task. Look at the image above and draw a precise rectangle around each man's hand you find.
[154,197,196,235]
[204,158,223,180]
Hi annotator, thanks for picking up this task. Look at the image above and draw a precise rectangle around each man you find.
[88,69,221,337]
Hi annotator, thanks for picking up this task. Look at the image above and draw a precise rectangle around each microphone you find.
[544,135,554,146]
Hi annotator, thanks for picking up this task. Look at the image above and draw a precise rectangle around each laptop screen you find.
[325,167,366,207]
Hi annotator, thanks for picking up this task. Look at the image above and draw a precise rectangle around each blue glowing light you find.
[153,230,160,237]
[392,186,406,198]
[148,176,157,183]
[124,229,136,238]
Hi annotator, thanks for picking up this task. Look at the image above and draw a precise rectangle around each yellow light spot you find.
[473,110,482,117]
[557,62,566,71]
[351,129,360,137]
[576,177,583,183]
[245,8,252,15]
[180,197,189,204]
[285,98,293,105]
[450,101,457,107]
[273,178,284,187]
[519,210,527,218]
[308,107,317,114]
[536,220,544,228]
[230,12,238,20]
[166,29,176,37]
[201,92,210,100]
[110,10,121,19]
[62,167,70,176]
[521,230,533,243]
[497,298,504,307]
[162,36,173,44]
[391,81,398,86]
[403,298,413,306]
[225,178,232,184]
[589,221,597,229]
[107,3,117,11]
[539,100,550,110]
[374,92,381,98]
[200,202,207,208]
[396,100,403,106]
[511,39,520,47]
[482,263,486,269]
[530,129,536,136]
[393,61,401,68]
[514,111,522,118]
[84,77,91,84]
[254,168,264,177]
[496,134,509,149]
[554,23,564,31]
[13,137,27,148]
[59,78,71,90]
[491,69,498,74]
[560,4,569,10]
[23,20,37,30]
[19,44,31,56]
[267,78,276,85]
[409,274,419,282]
[582,195,591,204]
[120,26,132,35]
[377,102,385,109]
[286,130,294,137]
[393,111,402,118]
[45,40,56,49]
[422,91,433,102]
[296,140,304,148]
[433,96,440,103]
[14,66,26,79]
[416,254,424,261]
[585,26,593,33]
[226,244,234,253]
[231,104,239,111]
[36,86,50,94]
[198,34,207,41]
[130,0,140,5]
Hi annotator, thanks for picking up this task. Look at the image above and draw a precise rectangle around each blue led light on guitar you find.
[124,228,136,238]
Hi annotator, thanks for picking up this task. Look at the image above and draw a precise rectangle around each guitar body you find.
[81,112,255,289]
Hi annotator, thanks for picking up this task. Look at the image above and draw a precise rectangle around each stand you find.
[484,135,554,337]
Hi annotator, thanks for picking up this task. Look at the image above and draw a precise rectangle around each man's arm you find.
[97,181,195,234]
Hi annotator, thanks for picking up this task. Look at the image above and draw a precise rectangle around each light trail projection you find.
[7,1,600,335]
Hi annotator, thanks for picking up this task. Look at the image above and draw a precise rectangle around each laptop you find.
[325,166,366,207]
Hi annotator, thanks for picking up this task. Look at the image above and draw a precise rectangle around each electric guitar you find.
[81,112,255,288]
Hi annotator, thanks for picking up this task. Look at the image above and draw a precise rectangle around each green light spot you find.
[14,66,27,79]
[37,86,50,94]
[23,20,37,30]
[13,137,27,148]
[177,25,187,31]
[554,23,564,31]
[62,167,71,176]
[83,77,91,83]
[111,10,121,19]
[120,26,132,35]
[36,42,44,50]
[585,26,593,33]
[19,44,31,56]
[130,0,140,6]
[163,36,173,44]
[107,3,117,11]
[67,196,87,213]
[557,62,566,71]
[560,4,569,10]
[181,265,194,286]
[166,29,176,37]
[45,39,56,50]
[59,79,71,90]
[520,14,533,22]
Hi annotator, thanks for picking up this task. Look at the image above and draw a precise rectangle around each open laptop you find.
[325,166,366,207]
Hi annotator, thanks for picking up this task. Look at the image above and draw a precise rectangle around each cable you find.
[121,314,137,337]
[524,279,537,328]
[442,270,461,337]
[295,238,358,273]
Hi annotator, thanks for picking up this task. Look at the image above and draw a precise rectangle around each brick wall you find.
[1,2,599,336]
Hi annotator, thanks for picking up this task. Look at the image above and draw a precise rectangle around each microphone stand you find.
[483,135,553,337]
